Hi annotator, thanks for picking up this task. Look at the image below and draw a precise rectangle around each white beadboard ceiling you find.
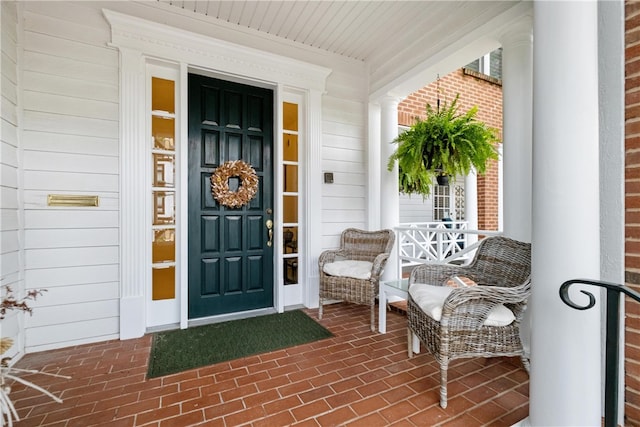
[159,1,521,63]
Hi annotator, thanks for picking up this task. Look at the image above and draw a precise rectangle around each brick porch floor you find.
[10,303,529,426]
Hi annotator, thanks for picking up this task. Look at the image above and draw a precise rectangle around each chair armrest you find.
[409,264,480,287]
[440,280,532,328]
[370,252,390,279]
[318,249,348,268]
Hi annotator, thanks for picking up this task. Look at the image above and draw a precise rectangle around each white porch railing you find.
[395,222,502,274]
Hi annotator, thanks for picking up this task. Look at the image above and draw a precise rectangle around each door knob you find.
[266,219,273,247]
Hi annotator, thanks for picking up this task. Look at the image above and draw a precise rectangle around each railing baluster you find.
[395,223,500,266]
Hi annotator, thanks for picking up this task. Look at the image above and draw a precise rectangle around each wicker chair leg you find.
[407,328,413,358]
[440,363,448,409]
[370,300,375,332]
[318,298,323,320]
[521,354,531,373]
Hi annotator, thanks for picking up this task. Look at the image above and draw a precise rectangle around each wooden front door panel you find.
[188,74,274,319]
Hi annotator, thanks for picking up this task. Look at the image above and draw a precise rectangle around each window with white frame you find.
[432,185,451,221]
[433,182,466,221]
[465,48,502,81]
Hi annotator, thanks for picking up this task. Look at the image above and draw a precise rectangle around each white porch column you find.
[500,16,534,371]
[380,96,400,280]
[368,102,382,230]
[464,169,478,246]
[500,19,533,242]
[598,0,625,421]
[530,2,601,425]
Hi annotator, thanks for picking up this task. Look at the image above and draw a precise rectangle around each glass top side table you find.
[379,278,420,354]
[378,278,409,334]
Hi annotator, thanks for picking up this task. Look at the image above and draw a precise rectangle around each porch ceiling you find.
[159,1,530,96]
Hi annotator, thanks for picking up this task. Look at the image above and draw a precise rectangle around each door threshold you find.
[188,307,277,328]
[147,322,181,334]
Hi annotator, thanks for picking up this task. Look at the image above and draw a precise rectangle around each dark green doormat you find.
[147,310,333,378]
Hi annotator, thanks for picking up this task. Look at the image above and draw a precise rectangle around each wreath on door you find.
[210,160,259,208]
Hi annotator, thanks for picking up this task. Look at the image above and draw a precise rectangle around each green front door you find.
[188,74,274,319]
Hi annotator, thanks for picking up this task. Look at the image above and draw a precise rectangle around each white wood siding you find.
[21,2,119,352]
[0,0,22,361]
[399,193,436,224]
[321,94,367,248]
[399,177,465,224]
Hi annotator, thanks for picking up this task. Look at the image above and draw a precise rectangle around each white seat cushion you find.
[409,283,515,327]
[322,260,372,280]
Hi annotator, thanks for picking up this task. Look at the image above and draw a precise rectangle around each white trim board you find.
[102,9,331,92]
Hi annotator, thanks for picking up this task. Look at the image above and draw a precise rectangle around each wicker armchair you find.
[407,236,531,408]
[318,228,395,331]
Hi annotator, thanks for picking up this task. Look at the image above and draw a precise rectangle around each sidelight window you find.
[151,76,177,300]
[283,102,299,286]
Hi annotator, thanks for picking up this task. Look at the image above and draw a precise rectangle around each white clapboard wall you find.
[321,95,367,248]
[21,2,120,352]
[399,176,466,225]
[399,193,437,224]
[1,0,22,360]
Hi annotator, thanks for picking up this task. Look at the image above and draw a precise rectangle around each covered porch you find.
[11,303,529,426]
[0,0,627,425]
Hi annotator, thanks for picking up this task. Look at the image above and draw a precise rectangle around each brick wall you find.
[398,69,503,230]
[626,1,640,424]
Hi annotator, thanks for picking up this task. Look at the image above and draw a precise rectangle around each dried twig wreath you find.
[210,160,259,208]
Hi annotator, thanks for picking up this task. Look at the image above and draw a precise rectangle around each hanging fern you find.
[387,94,499,196]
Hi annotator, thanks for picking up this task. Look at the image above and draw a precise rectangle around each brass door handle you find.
[266,219,273,247]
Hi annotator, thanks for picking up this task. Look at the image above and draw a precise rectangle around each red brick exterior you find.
[398,69,503,230]
[627,1,640,424]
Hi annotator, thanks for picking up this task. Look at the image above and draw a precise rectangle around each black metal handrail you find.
[559,279,640,427]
